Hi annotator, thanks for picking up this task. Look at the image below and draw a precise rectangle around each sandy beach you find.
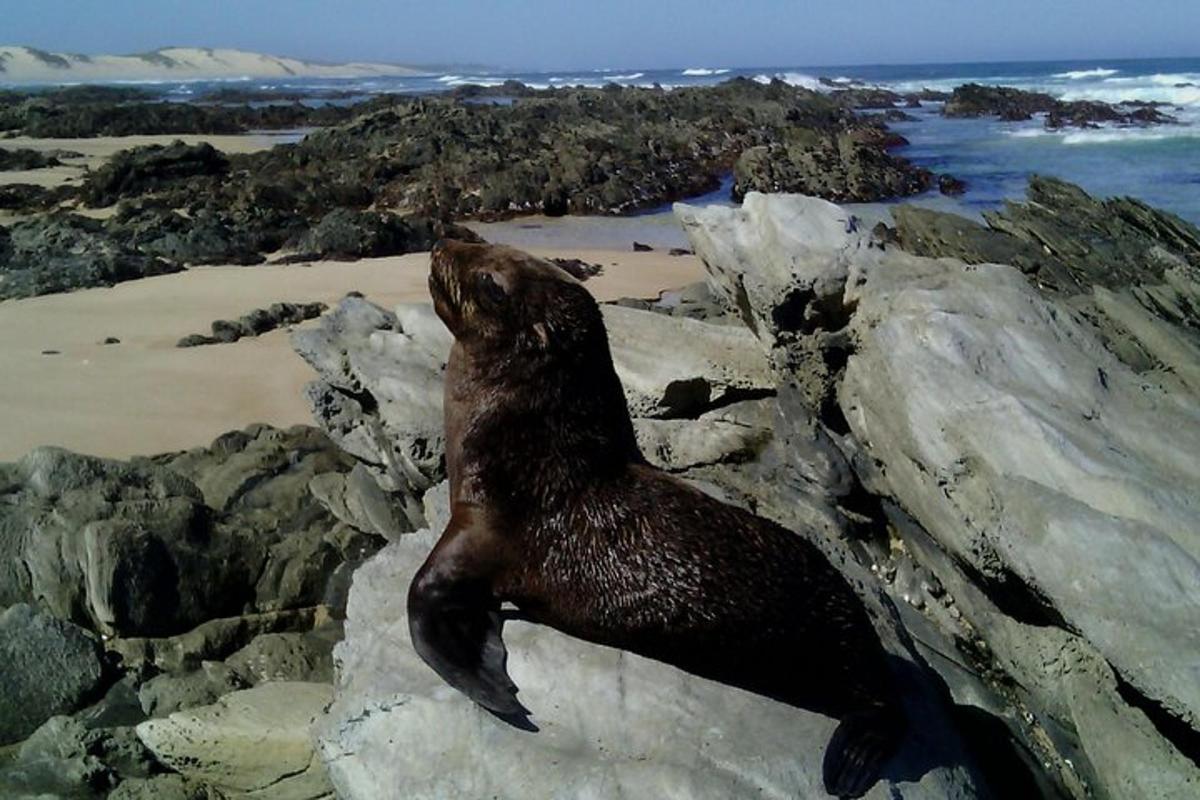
[0,248,703,461]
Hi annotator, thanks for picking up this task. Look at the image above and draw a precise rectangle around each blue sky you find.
[2,0,1196,70]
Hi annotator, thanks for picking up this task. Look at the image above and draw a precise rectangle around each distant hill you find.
[0,46,428,83]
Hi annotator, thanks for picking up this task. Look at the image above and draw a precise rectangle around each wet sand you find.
[0,249,703,461]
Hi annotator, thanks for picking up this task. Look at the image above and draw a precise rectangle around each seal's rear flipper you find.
[409,587,529,719]
[821,707,903,799]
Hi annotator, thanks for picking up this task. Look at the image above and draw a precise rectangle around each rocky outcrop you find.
[0,146,65,171]
[75,81,928,226]
[944,83,1176,128]
[0,424,376,638]
[0,604,107,744]
[0,213,180,300]
[678,190,1200,799]
[0,85,365,138]
[177,301,327,347]
[732,129,932,203]
[81,141,230,207]
[892,176,1200,394]
[137,682,333,800]
[278,208,481,262]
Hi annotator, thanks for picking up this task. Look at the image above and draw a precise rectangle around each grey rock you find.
[0,604,106,744]
[225,629,339,686]
[137,682,334,800]
[108,774,229,800]
[0,426,361,638]
[109,607,326,675]
[138,661,246,717]
[309,463,420,541]
[678,190,1200,799]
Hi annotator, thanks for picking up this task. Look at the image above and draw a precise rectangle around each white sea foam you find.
[1053,67,1120,80]
[435,74,462,83]
[753,72,824,91]
[682,67,730,76]
[604,72,645,81]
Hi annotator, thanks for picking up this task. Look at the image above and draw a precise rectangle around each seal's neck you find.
[456,339,643,511]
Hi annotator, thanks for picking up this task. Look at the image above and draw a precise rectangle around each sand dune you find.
[0,46,424,83]
[0,250,703,460]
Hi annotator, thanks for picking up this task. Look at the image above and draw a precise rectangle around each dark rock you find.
[283,208,481,261]
[224,627,340,685]
[0,181,75,212]
[0,146,61,171]
[938,174,967,196]
[176,301,327,347]
[733,128,932,203]
[1,213,180,300]
[945,83,1177,128]
[81,141,229,208]
[632,241,654,252]
[100,336,121,345]
[41,349,61,355]
[0,604,107,744]
[668,247,693,256]
[894,175,1200,296]
[548,257,603,280]
[176,333,219,348]
[107,206,265,266]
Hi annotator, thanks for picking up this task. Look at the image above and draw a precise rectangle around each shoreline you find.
[0,248,703,461]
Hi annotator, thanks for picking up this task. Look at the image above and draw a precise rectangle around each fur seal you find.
[410,239,905,798]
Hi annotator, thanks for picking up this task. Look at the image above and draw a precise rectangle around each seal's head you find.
[429,239,602,360]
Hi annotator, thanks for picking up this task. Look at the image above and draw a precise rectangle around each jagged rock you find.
[893,177,1200,394]
[137,682,334,800]
[109,607,325,675]
[0,715,157,797]
[603,303,774,417]
[316,532,984,800]
[0,605,107,745]
[309,463,420,540]
[176,302,327,347]
[0,146,61,170]
[224,628,339,686]
[0,425,373,638]
[0,212,180,300]
[108,774,229,800]
[633,398,774,471]
[138,661,246,717]
[81,141,230,208]
[678,191,1200,799]
[943,84,1176,128]
[282,208,480,261]
[733,130,932,203]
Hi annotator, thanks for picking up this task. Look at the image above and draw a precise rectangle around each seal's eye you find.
[475,272,507,308]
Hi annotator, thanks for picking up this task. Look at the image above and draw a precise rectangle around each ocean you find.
[15,57,1200,247]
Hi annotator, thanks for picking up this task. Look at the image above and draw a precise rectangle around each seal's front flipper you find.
[821,706,903,799]
[409,588,527,716]
[408,506,529,719]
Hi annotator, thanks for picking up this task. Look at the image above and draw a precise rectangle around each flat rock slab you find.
[137,682,334,800]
